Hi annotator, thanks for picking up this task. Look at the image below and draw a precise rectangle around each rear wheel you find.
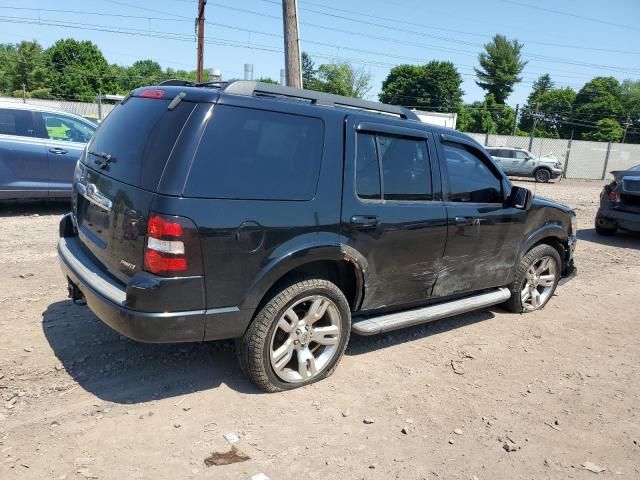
[504,244,561,313]
[534,168,551,183]
[237,278,351,392]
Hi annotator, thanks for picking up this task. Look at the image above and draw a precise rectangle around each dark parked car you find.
[596,164,640,235]
[58,81,577,392]
[0,103,97,200]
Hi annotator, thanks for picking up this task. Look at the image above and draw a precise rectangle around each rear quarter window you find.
[184,105,324,200]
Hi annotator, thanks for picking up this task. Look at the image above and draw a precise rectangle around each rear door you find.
[37,111,96,197]
[341,116,448,311]
[0,107,48,199]
[433,136,525,297]
[74,96,196,282]
[497,149,517,174]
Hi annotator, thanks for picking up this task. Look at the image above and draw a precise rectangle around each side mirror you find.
[509,186,533,210]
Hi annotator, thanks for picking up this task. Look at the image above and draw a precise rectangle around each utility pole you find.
[196,0,206,83]
[22,83,26,103]
[529,103,542,152]
[622,113,631,143]
[281,0,302,88]
[512,103,519,136]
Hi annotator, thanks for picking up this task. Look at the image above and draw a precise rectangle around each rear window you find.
[0,108,38,137]
[184,105,324,200]
[84,97,194,190]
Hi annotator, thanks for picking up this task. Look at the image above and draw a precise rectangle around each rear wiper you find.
[88,150,116,170]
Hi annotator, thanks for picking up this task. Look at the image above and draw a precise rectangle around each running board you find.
[351,288,511,336]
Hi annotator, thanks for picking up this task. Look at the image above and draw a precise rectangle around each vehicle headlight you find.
[555,161,562,169]
[570,215,577,235]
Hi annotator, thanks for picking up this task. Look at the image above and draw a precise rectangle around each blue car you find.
[0,103,97,200]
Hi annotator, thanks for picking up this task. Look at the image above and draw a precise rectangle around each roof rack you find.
[158,79,230,88]
[222,80,420,121]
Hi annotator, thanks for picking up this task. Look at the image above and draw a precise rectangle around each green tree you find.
[582,118,623,142]
[573,77,622,139]
[255,77,279,84]
[475,34,527,104]
[301,51,321,90]
[620,79,640,143]
[315,62,371,98]
[124,59,165,90]
[379,61,463,111]
[0,43,17,95]
[46,39,113,101]
[11,41,50,94]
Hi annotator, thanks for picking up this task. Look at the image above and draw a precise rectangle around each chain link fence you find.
[466,132,640,180]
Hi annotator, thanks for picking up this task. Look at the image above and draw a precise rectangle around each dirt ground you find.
[1,179,639,480]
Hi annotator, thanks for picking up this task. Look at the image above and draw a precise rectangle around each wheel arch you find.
[514,223,569,278]
[239,244,367,314]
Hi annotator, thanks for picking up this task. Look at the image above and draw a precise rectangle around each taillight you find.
[139,89,165,99]
[608,191,620,202]
[143,213,203,277]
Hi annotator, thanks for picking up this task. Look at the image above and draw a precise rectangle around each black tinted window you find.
[86,97,194,190]
[0,108,38,137]
[185,105,324,200]
[355,133,381,199]
[379,135,432,200]
[444,144,502,203]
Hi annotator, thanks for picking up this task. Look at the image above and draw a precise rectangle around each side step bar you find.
[351,288,511,336]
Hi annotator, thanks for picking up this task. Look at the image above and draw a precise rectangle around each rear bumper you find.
[596,205,640,232]
[58,235,206,343]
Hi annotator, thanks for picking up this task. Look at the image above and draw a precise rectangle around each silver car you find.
[486,146,563,183]
[0,102,97,200]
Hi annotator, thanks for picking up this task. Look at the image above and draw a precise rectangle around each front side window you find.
[184,105,324,200]
[0,108,37,137]
[443,143,502,203]
[41,113,95,143]
[514,150,528,160]
[355,132,432,201]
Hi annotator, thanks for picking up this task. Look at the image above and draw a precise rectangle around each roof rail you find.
[222,80,420,121]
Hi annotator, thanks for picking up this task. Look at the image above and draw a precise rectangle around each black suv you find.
[58,81,577,392]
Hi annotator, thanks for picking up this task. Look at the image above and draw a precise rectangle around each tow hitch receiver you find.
[67,279,86,305]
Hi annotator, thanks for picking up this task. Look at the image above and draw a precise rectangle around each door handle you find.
[454,216,481,226]
[350,215,380,229]
[49,148,68,155]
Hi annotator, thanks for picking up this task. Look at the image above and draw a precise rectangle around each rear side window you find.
[85,97,194,190]
[355,132,432,201]
[0,108,38,137]
[443,143,502,203]
[184,105,324,200]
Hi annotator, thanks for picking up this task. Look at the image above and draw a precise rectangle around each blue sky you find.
[0,0,638,106]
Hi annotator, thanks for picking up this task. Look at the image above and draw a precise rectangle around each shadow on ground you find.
[44,299,500,400]
[42,300,260,403]
[0,199,70,217]
[578,227,640,250]
[347,309,495,356]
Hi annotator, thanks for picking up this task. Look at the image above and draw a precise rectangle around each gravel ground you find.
[1,179,639,480]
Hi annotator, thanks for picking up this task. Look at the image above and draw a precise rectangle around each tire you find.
[236,278,351,392]
[534,168,551,183]
[595,217,617,236]
[503,244,562,313]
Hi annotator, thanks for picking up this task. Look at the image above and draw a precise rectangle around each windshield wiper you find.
[88,150,116,170]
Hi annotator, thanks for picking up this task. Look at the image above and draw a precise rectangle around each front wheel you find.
[237,278,351,392]
[534,168,551,183]
[504,244,561,313]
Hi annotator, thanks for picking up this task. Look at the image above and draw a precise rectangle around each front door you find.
[341,116,448,311]
[433,137,526,297]
[511,149,531,174]
[0,108,48,199]
[37,112,95,197]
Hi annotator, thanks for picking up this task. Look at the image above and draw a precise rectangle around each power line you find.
[497,0,640,32]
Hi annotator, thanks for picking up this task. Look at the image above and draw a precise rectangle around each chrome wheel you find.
[269,295,342,383]
[521,255,557,311]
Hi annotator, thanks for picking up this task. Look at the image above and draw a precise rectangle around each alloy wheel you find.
[521,255,557,311]
[269,295,342,383]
